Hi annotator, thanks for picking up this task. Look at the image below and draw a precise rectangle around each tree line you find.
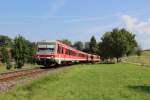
[0,35,36,69]
[0,28,142,69]
[62,28,142,62]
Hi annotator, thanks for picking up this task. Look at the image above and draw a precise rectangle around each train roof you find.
[37,40,56,43]
[56,40,88,54]
[37,40,100,56]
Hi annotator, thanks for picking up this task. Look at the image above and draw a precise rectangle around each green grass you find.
[123,56,150,65]
[143,50,150,56]
[123,50,150,65]
[0,63,41,74]
[0,64,150,100]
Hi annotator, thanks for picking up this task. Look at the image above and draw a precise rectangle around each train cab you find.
[36,40,57,66]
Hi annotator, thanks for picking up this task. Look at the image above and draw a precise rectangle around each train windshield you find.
[38,48,54,53]
[37,42,55,53]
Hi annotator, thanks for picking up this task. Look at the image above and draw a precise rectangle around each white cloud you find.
[121,15,150,34]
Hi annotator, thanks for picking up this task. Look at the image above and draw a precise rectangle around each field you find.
[123,50,150,65]
[0,63,150,100]
[143,50,150,56]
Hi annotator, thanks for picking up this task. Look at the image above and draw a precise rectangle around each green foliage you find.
[12,35,37,68]
[89,36,98,54]
[73,41,84,50]
[0,35,12,69]
[24,41,37,64]
[99,32,113,59]
[13,35,28,68]
[1,47,9,63]
[0,47,12,69]
[83,42,90,52]
[0,35,12,47]
[61,39,72,46]
[136,45,143,56]
[6,62,12,70]
[99,28,138,62]
[28,42,37,63]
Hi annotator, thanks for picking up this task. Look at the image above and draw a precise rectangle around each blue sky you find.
[0,0,150,49]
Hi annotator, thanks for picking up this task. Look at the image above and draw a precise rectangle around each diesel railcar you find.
[35,40,100,66]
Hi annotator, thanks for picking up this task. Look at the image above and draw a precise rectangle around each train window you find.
[72,51,76,56]
[38,48,54,53]
[65,49,69,55]
[79,53,84,57]
[65,49,73,55]
[57,45,61,54]
[65,49,67,54]
[68,50,70,55]
[71,51,75,56]
[69,50,72,55]
[37,42,55,53]
[61,47,64,54]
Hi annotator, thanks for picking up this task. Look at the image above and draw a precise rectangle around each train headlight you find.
[51,55,54,58]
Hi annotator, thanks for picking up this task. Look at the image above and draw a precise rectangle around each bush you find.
[6,62,12,70]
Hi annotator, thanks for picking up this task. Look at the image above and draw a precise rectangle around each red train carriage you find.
[35,40,100,66]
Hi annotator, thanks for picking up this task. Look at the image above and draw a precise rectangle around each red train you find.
[35,40,100,66]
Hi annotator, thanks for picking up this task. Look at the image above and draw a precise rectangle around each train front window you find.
[38,48,54,53]
[37,42,55,53]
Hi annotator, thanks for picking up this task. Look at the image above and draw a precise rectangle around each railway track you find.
[0,67,49,82]
[0,65,71,91]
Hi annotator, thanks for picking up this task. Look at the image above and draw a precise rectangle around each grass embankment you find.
[0,64,150,100]
[123,50,150,65]
[0,64,40,74]
[143,50,150,56]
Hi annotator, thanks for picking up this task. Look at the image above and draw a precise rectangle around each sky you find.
[0,0,150,49]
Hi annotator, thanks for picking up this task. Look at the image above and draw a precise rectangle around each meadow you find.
[0,63,150,100]
[123,50,150,65]
[143,50,150,56]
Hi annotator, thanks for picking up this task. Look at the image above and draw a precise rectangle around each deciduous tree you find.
[1,47,12,69]
[13,35,28,68]
[73,41,84,50]
[61,39,72,46]
[99,28,138,62]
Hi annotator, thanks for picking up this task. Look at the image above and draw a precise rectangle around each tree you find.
[73,41,84,50]
[13,35,28,68]
[89,36,98,54]
[0,35,12,47]
[135,45,142,56]
[1,47,12,69]
[83,42,90,52]
[99,28,138,62]
[26,42,37,63]
[61,39,72,46]
[99,32,113,60]
[121,29,137,56]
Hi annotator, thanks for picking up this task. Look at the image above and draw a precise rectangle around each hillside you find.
[143,50,150,56]
[123,50,150,66]
[0,64,150,100]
